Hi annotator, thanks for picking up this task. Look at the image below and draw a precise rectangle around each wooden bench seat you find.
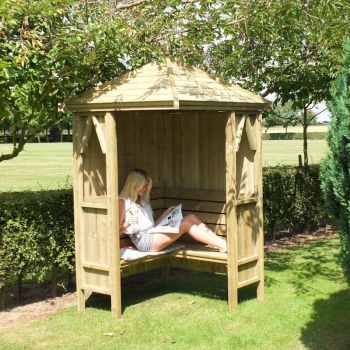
[120,242,261,289]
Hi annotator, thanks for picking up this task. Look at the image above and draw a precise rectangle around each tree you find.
[263,101,300,133]
[320,39,350,284]
[0,0,155,162]
[205,0,349,165]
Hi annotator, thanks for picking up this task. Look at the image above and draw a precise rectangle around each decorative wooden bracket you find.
[92,116,107,154]
[245,115,257,151]
[235,115,246,152]
[235,114,257,152]
[79,115,107,154]
[79,116,93,154]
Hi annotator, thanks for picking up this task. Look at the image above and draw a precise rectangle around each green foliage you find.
[320,39,350,283]
[263,165,326,239]
[1,0,349,162]
[0,0,144,161]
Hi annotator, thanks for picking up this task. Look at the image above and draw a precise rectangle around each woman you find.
[119,168,227,253]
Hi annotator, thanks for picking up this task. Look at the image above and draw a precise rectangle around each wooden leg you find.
[257,259,265,301]
[228,275,238,313]
[257,279,264,300]
[77,288,85,312]
[111,280,122,319]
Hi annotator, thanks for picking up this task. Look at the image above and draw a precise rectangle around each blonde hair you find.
[119,169,152,204]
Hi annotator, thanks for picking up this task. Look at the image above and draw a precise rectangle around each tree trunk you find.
[60,128,64,142]
[36,135,41,143]
[303,107,308,167]
[45,128,49,143]
[51,263,58,298]
[17,273,23,300]
[0,285,5,310]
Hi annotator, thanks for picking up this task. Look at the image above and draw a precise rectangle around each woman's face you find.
[137,178,149,197]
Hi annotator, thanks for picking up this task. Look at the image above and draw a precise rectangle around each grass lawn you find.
[0,140,328,192]
[262,139,328,167]
[0,237,349,350]
[0,143,73,192]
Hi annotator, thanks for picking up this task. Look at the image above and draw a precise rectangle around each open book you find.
[146,203,183,234]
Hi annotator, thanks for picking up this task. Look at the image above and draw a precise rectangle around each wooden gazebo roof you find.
[66,59,269,112]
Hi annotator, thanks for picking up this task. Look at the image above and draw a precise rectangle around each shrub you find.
[320,39,350,284]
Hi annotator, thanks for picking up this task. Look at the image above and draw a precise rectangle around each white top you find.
[121,197,154,235]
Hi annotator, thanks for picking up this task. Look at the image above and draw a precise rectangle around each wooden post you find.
[225,111,238,313]
[105,112,121,318]
[72,116,85,311]
[256,113,265,300]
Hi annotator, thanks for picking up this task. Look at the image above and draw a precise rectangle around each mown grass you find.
[0,140,328,192]
[262,139,328,166]
[0,143,72,192]
[0,238,349,350]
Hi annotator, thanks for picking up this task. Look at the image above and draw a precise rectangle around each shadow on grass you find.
[265,239,341,295]
[86,268,258,313]
[300,289,350,350]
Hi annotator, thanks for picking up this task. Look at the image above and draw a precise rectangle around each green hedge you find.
[263,164,326,239]
[0,165,327,307]
[0,189,74,305]
[262,132,326,140]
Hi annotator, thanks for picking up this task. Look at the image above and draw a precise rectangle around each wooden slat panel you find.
[170,258,227,275]
[199,112,210,189]
[173,115,183,188]
[212,112,227,190]
[150,198,165,210]
[82,208,108,264]
[165,188,225,202]
[182,210,226,225]
[163,115,174,188]
[173,244,226,262]
[83,268,109,293]
[181,113,200,188]
[165,198,226,213]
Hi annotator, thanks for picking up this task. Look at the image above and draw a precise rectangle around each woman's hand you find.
[155,205,176,225]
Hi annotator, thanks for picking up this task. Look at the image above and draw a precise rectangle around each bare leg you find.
[186,214,227,250]
[151,215,227,252]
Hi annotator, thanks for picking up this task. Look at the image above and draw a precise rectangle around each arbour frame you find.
[67,59,269,318]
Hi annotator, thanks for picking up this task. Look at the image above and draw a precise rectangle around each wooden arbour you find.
[66,59,270,318]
